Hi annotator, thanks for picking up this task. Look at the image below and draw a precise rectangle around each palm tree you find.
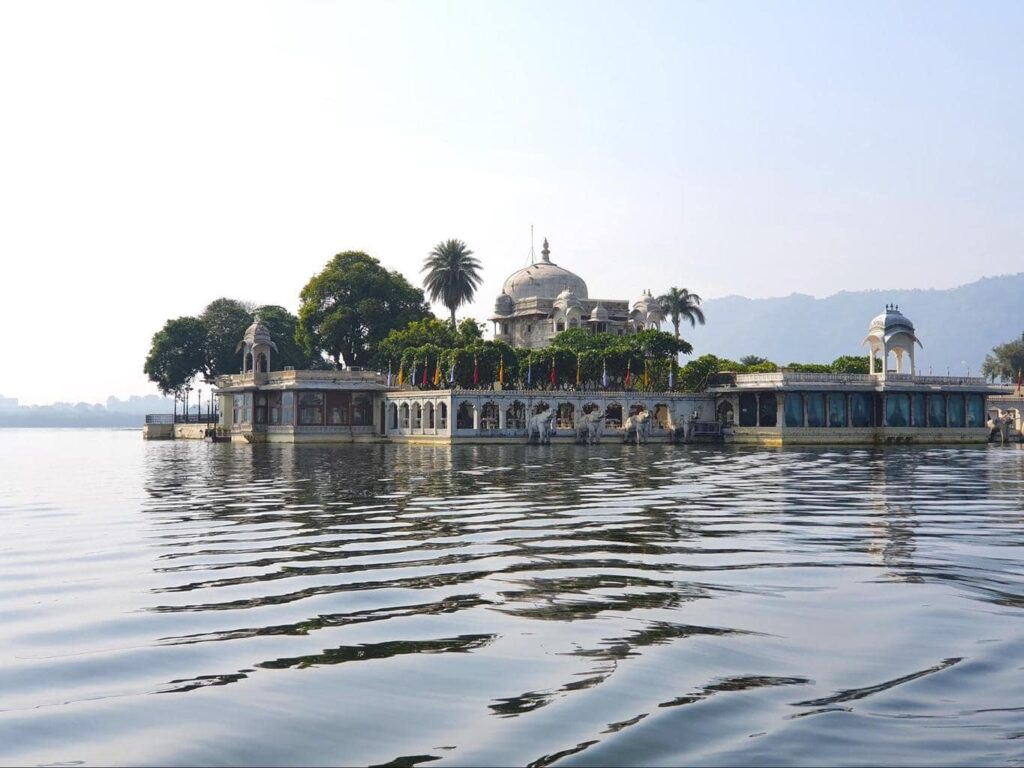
[422,239,482,327]
[657,286,705,340]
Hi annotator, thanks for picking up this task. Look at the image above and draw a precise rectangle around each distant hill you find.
[685,273,1024,375]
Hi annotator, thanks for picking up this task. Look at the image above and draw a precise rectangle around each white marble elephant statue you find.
[575,409,604,444]
[526,408,557,445]
[622,408,652,445]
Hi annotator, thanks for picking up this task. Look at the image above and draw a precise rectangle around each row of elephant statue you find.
[525,406,658,445]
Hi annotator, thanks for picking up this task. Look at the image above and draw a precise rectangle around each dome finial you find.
[541,238,550,263]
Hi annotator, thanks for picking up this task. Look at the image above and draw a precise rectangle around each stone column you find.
[472,404,480,431]
[755,393,762,427]
[499,406,507,430]
[776,393,787,428]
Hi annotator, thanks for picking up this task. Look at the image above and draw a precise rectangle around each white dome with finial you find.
[501,238,589,301]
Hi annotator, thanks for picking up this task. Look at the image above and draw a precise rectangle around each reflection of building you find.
[490,239,664,349]
[709,306,1006,445]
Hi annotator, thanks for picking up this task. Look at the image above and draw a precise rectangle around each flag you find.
[473,355,479,386]
[433,359,441,386]
[643,359,650,389]
[668,358,675,390]
[602,358,608,388]
[527,361,532,388]
[387,360,393,387]
[550,356,557,386]
[498,357,504,386]
[575,355,581,387]
[449,358,456,386]
[397,362,405,386]
[421,357,428,386]
[1018,369,1022,394]
[624,359,632,388]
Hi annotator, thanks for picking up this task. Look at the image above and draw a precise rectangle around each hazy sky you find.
[1,1,1022,404]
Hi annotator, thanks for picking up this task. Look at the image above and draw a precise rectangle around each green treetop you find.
[297,251,432,368]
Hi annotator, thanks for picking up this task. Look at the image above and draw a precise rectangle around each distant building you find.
[0,395,19,410]
[489,238,665,349]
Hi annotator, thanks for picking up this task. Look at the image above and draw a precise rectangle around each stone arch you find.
[400,403,410,429]
[425,401,435,429]
[532,401,551,415]
[716,400,734,425]
[605,402,623,428]
[457,401,474,429]
[481,400,500,430]
[389,402,399,430]
[438,402,448,430]
[412,402,422,429]
[582,402,601,415]
[506,400,526,429]
[256,352,269,373]
[653,403,671,429]
[556,402,575,428]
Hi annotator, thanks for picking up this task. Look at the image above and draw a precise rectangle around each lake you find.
[1,430,1022,766]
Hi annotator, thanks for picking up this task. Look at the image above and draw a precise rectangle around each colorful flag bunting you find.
[498,357,504,386]
[473,355,479,386]
[421,357,428,386]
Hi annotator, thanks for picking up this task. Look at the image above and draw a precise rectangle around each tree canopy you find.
[200,298,254,379]
[297,251,432,368]
[981,332,1024,382]
[143,316,209,395]
[657,287,705,339]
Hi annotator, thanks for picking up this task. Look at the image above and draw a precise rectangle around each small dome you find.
[869,304,915,335]
[494,292,514,315]
[500,238,589,301]
[632,289,664,320]
[589,304,609,322]
[553,287,584,312]
[237,314,278,352]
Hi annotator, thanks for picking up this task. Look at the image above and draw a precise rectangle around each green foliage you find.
[678,354,724,392]
[829,355,872,374]
[255,304,324,370]
[200,298,254,378]
[422,239,482,326]
[981,332,1024,382]
[143,317,208,394]
[657,286,705,338]
[785,362,833,374]
[297,251,432,368]
[739,355,769,366]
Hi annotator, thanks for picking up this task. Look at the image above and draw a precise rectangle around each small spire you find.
[541,238,550,262]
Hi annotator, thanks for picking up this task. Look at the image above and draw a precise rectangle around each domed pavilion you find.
[863,304,922,376]
[490,238,664,348]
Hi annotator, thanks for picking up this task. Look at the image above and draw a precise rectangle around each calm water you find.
[1,430,1023,766]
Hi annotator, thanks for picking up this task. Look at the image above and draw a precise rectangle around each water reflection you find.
[2,433,1021,766]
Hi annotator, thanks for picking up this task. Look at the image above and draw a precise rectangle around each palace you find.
[183,302,1022,446]
[490,238,665,348]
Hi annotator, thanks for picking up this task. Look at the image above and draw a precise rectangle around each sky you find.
[1,1,1022,404]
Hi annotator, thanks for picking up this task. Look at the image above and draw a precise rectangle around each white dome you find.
[500,238,589,301]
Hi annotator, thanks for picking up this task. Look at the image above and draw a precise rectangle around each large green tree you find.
[657,287,705,339]
[200,298,254,378]
[254,304,323,370]
[422,239,482,327]
[297,251,432,368]
[143,316,208,394]
[981,332,1024,382]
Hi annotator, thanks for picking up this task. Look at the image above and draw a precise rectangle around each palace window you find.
[926,394,946,427]
[805,393,825,427]
[850,392,873,427]
[947,394,965,428]
[298,392,324,425]
[352,394,372,426]
[966,394,985,427]
[885,394,909,427]
[827,393,847,427]
[784,393,803,427]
